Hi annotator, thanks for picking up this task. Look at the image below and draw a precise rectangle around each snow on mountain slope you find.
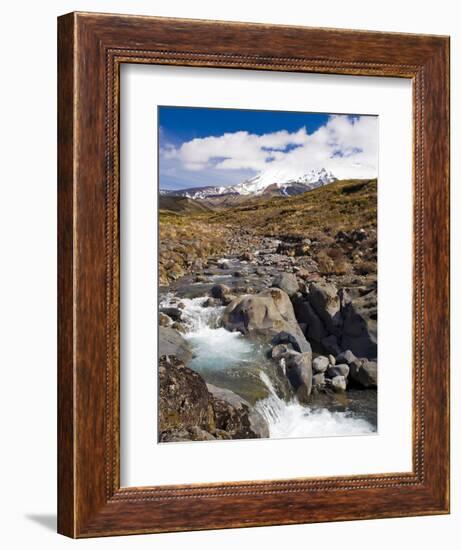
[163,167,337,199]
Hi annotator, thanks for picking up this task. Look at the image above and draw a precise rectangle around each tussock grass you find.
[159,179,377,284]
[204,179,377,238]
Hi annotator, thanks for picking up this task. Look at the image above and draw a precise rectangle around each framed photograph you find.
[57,12,450,537]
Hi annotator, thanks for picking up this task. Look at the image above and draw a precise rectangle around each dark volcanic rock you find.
[293,297,328,342]
[308,282,342,335]
[271,331,311,354]
[210,284,231,300]
[276,241,296,256]
[350,358,378,388]
[271,343,291,359]
[160,306,183,322]
[283,351,313,403]
[326,364,350,378]
[158,356,215,440]
[158,357,270,442]
[321,334,342,356]
[207,384,269,439]
[294,242,311,256]
[336,349,357,365]
[341,289,377,359]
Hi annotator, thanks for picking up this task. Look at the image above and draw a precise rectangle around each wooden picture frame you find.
[57,12,450,538]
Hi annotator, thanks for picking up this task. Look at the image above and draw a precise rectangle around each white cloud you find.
[160,115,378,184]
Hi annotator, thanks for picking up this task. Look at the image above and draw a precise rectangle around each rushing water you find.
[160,291,377,439]
[255,372,375,438]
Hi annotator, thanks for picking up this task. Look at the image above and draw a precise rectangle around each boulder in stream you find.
[312,372,326,387]
[312,355,329,373]
[160,306,183,322]
[159,327,193,363]
[308,282,342,335]
[207,384,269,439]
[158,357,271,442]
[330,375,347,393]
[271,331,310,354]
[341,290,377,359]
[158,356,215,440]
[326,364,350,378]
[321,335,342,356]
[349,358,378,388]
[283,351,313,404]
[210,284,231,301]
[270,343,291,359]
[293,297,328,342]
[222,287,310,354]
[336,349,357,365]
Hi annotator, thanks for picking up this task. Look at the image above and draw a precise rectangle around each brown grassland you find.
[159,178,377,285]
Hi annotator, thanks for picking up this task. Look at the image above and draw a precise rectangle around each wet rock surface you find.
[158,327,193,364]
[207,384,270,439]
[158,356,270,442]
[222,288,310,354]
[283,351,313,404]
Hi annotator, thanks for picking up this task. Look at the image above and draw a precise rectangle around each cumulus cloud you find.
[160,115,378,184]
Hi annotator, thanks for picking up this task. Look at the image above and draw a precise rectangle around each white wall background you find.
[0,1,457,548]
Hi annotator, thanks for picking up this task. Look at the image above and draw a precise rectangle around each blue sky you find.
[159,106,377,190]
[159,107,330,147]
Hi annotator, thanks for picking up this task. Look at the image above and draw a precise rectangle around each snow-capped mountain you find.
[162,167,336,200]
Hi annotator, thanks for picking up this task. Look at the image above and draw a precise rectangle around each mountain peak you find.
[162,166,337,200]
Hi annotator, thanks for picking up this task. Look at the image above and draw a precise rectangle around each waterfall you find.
[160,294,376,439]
[161,295,257,371]
[160,295,224,332]
[256,372,375,438]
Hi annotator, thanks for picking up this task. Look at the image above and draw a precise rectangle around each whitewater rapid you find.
[160,295,376,439]
[255,372,374,438]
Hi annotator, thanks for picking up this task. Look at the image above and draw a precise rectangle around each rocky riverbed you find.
[158,231,377,443]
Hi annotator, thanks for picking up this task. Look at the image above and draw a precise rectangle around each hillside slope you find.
[159,178,377,285]
[207,178,377,238]
[159,195,213,214]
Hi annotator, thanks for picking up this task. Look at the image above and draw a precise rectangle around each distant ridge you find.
[161,167,337,200]
[159,195,213,214]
